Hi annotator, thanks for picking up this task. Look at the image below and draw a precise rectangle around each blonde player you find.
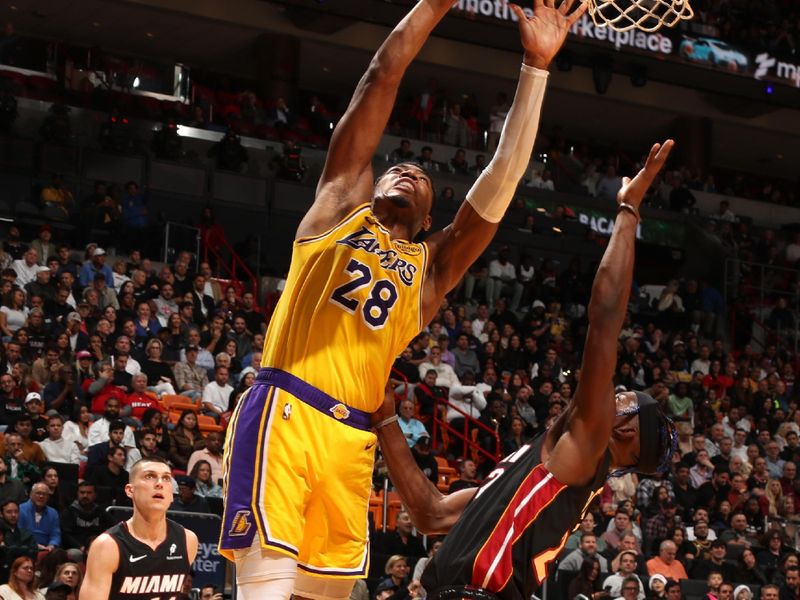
[220,1,588,599]
[81,457,198,600]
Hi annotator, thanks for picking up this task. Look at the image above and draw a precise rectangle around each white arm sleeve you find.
[466,63,548,223]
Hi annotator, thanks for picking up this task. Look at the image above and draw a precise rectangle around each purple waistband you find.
[255,368,371,431]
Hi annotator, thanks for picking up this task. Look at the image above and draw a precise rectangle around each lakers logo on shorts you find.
[330,403,351,420]
[228,510,253,537]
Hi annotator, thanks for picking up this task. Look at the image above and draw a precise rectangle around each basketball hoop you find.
[587,0,694,32]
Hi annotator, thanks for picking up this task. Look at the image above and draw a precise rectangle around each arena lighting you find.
[592,56,613,95]
[765,84,775,96]
[630,65,647,87]
[132,77,140,88]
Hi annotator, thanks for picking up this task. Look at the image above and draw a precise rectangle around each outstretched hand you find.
[618,139,674,210]
[509,0,588,70]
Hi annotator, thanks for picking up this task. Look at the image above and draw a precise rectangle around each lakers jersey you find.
[262,203,428,412]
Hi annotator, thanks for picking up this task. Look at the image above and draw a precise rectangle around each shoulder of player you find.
[184,527,199,561]
[88,532,121,567]
[297,177,373,240]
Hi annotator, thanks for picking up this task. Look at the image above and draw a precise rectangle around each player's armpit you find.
[79,534,119,600]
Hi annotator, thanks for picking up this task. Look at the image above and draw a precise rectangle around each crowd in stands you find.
[0,223,265,598]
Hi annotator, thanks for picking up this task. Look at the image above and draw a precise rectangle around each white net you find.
[587,0,694,32]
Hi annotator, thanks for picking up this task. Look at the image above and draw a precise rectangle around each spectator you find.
[0,288,28,338]
[87,445,128,505]
[558,533,609,572]
[1,432,40,486]
[410,432,438,485]
[87,396,135,448]
[487,247,523,313]
[603,510,640,554]
[12,248,39,287]
[603,551,646,600]
[734,548,768,586]
[39,174,74,219]
[140,338,175,396]
[189,460,222,499]
[452,333,480,379]
[61,481,111,562]
[448,459,480,494]
[388,139,414,163]
[186,431,223,485]
[124,374,159,422]
[121,181,148,234]
[168,410,204,472]
[170,475,210,514]
[567,557,606,600]
[646,500,683,548]
[596,165,622,200]
[0,555,42,600]
[414,146,439,173]
[174,345,209,401]
[646,540,688,580]
[190,275,215,328]
[208,130,248,171]
[18,483,60,554]
[418,346,459,389]
[137,427,168,462]
[1,500,36,562]
[201,366,233,421]
[691,540,736,581]
[397,400,427,448]
[78,248,113,289]
[0,457,25,507]
[38,414,80,465]
[5,415,45,468]
[371,510,426,559]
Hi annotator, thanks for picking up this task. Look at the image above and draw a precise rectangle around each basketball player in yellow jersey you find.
[221,1,588,599]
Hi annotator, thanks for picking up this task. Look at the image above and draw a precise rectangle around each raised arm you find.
[545,141,674,485]
[373,386,475,533]
[422,0,587,321]
[297,0,454,240]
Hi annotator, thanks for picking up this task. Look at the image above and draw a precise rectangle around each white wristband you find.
[466,63,548,223]
[374,414,399,431]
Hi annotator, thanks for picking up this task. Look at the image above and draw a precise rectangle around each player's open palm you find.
[509,0,588,67]
[618,139,674,210]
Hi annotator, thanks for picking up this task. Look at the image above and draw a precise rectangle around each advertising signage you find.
[450,0,799,88]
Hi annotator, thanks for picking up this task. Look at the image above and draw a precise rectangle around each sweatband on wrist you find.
[374,414,399,431]
[466,63,548,223]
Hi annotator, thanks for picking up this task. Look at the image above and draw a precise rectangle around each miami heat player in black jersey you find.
[421,432,609,600]
[107,519,190,599]
[81,458,198,600]
[374,141,677,600]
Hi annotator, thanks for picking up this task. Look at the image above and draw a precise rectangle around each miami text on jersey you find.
[119,574,186,595]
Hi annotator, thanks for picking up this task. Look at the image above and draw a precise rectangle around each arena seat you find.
[197,414,225,433]
[385,491,402,531]
[369,490,384,532]
[434,456,456,493]
[160,394,199,413]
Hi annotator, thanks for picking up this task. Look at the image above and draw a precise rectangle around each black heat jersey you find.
[421,433,610,600]
[107,519,190,600]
